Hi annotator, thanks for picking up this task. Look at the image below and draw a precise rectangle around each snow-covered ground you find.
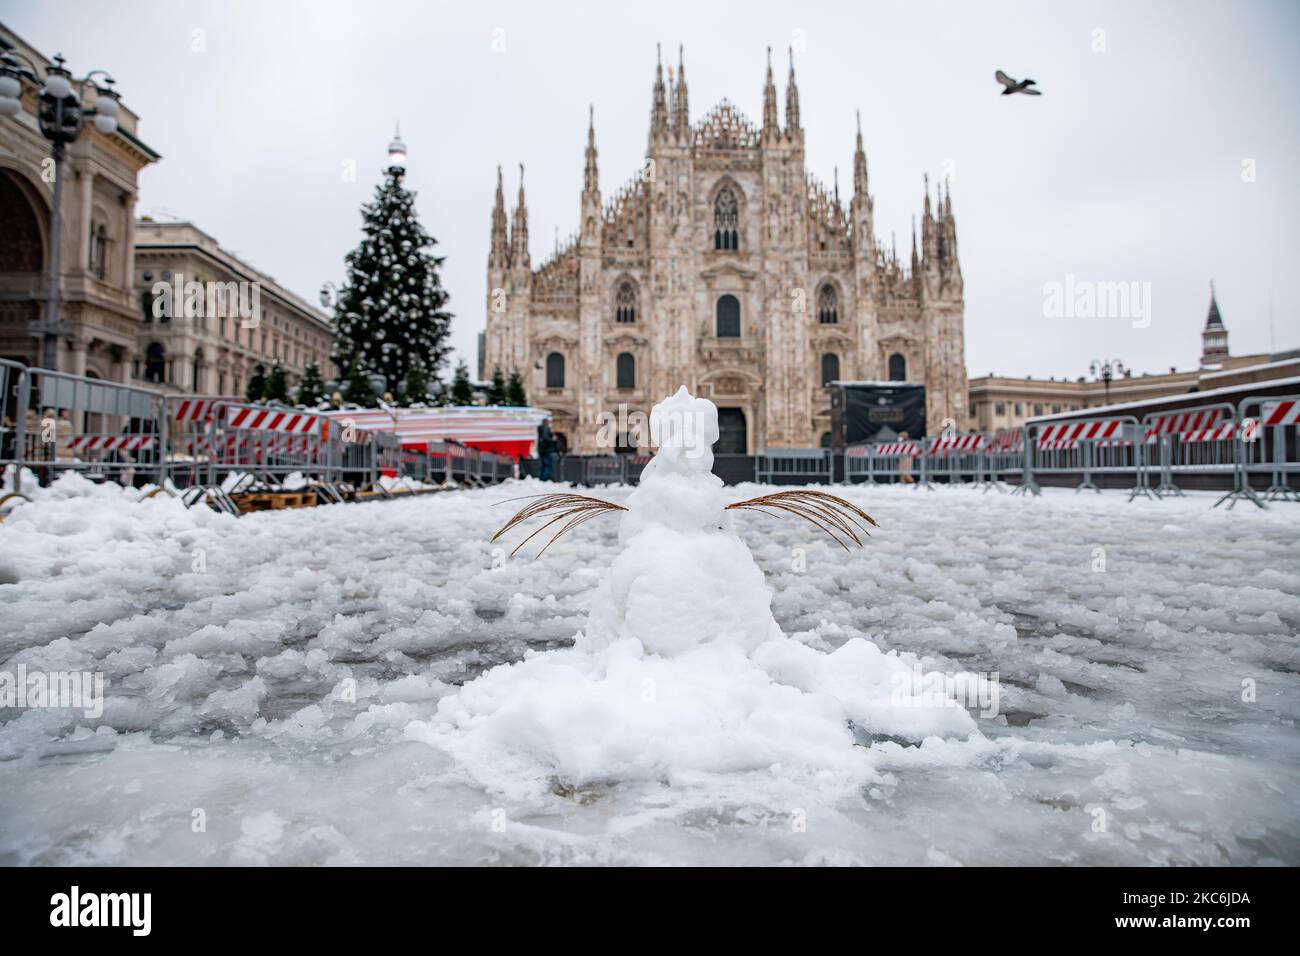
[1,473,1297,865]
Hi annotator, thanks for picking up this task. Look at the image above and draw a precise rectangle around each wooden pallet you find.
[231,490,317,514]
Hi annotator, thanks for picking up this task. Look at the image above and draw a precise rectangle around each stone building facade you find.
[0,25,159,382]
[132,220,333,396]
[483,48,967,454]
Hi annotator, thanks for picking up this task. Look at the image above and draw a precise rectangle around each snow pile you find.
[412,388,978,800]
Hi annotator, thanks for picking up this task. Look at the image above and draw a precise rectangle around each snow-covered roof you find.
[1028,374,1300,423]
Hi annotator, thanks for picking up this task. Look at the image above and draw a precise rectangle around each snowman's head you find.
[648,386,719,475]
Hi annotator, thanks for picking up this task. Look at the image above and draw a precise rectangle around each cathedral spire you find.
[921,174,937,265]
[489,163,509,270]
[785,46,801,137]
[762,46,780,141]
[510,162,529,269]
[583,104,599,196]
[672,44,690,141]
[853,109,869,195]
[942,176,958,266]
[650,44,670,143]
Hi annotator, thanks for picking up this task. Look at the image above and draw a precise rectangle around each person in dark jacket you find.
[537,416,557,481]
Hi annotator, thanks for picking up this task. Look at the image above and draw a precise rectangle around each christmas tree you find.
[330,151,453,396]
[401,355,431,406]
[246,364,268,403]
[342,358,376,406]
[295,362,326,407]
[485,366,507,406]
[449,360,474,406]
[506,370,527,407]
[266,361,289,404]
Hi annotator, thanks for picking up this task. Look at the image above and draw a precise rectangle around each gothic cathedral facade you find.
[483,48,966,454]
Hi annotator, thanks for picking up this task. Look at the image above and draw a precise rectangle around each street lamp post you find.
[1090,358,1126,405]
[0,51,123,371]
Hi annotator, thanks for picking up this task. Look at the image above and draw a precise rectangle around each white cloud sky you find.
[4,0,1297,381]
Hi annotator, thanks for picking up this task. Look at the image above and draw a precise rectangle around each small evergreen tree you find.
[401,355,431,406]
[485,366,507,406]
[246,364,268,403]
[449,361,474,406]
[295,362,326,406]
[506,370,527,407]
[266,361,289,403]
[342,359,376,406]
[330,161,453,395]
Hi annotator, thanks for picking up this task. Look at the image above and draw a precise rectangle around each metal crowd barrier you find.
[584,456,627,486]
[4,362,168,488]
[1018,415,1152,499]
[1143,402,1237,498]
[4,361,1297,512]
[1221,393,1300,507]
[757,448,832,484]
[845,440,921,484]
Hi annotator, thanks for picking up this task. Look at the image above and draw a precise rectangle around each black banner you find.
[0,867,1284,942]
[830,382,928,446]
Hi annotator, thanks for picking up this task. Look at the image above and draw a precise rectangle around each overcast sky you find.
[4,0,1297,381]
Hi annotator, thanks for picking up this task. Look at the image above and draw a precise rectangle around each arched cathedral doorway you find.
[714,408,747,455]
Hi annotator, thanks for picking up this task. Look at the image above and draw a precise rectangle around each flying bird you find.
[995,70,1041,96]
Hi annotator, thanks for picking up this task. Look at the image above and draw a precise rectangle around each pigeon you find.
[995,70,1041,95]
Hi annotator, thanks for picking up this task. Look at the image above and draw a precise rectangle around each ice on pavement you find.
[1,466,1297,865]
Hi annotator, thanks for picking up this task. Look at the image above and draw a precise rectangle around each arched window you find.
[546,352,565,388]
[616,352,635,389]
[817,284,838,324]
[144,342,166,384]
[888,353,906,382]
[192,349,204,392]
[716,294,740,338]
[821,353,840,385]
[615,281,636,323]
[713,186,739,251]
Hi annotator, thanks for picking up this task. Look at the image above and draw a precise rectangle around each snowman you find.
[497,386,878,656]
[411,388,978,799]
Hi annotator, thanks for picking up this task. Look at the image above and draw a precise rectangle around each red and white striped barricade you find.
[211,403,332,492]
[1228,393,1300,506]
[163,395,238,490]
[845,440,921,484]
[989,429,1033,494]
[923,433,988,488]
[1026,416,1151,498]
[1141,403,1238,499]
